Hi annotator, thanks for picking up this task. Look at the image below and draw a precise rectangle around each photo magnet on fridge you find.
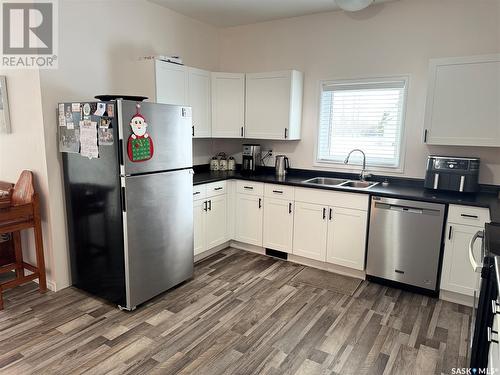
[127,103,154,162]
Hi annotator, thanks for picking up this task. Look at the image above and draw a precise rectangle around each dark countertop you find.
[193,168,500,224]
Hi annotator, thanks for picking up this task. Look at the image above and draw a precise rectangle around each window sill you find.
[313,159,405,175]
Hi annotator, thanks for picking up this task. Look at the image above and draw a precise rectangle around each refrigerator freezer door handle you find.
[118,140,124,166]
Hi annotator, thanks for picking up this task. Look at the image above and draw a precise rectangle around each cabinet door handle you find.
[323,208,326,220]
[272,190,283,194]
[192,125,195,137]
[284,128,288,139]
[214,187,223,191]
[329,208,333,221]
[461,214,479,219]
[241,126,244,137]
[258,198,262,209]
[208,200,212,211]
[244,186,254,190]
[448,225,453,240]
[423,129,428,143]
[203,201,208,211]
[289,202,292,214]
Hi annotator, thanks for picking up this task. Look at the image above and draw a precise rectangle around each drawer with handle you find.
[236,181,264,196]
[264,184,295,200]
[193,185,207,201]
[205,181,226,197]
[448,204,490,227]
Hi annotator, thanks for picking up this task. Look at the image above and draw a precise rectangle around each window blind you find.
[317,78,407,168]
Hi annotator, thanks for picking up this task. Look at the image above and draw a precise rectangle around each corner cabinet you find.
[211,72,245,138]
[245,70,303,140]
[424,54,500,146]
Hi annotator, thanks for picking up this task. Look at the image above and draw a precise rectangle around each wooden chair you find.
[0,171,47,310]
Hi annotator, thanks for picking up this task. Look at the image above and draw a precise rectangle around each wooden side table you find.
[0,171,47,310]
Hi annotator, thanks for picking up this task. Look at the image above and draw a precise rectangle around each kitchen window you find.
[316,77,408,170]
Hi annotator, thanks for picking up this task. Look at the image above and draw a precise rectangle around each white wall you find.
[0,70,56,288]
[214,0,500,184]
[38,0,220,289]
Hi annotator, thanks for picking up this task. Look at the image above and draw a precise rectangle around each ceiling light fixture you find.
[336,0,374,12]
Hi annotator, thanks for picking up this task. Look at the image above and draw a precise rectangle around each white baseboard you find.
[194,241,231,263]
[32,277,57,292]
[439,289,474,307]
[230,241,365,280]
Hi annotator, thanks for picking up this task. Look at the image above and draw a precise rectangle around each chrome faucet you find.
[344,149,372,181]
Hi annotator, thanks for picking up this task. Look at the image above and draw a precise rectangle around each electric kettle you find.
[275,155,289,176]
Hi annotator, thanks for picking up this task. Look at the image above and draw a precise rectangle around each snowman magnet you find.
[127,104,154,162]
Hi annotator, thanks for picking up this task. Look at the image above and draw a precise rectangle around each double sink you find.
[302,177,379,189]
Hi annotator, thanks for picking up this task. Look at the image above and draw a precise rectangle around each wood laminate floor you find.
[0,248,471,375]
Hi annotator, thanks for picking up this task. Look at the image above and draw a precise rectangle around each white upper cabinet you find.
[424,54,500,146]
[211,72,245,138]
[188,67,211,138]
[245,70,303,140]
[155,60,188,105]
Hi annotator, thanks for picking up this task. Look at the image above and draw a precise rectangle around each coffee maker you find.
[242,144,261,173]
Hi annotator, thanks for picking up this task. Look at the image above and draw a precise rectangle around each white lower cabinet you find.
[206,194,227,249]
[196,181,369,272]
[292,202,328,261]
[440,223,483,296]
[235,194,263,246]
[440,205,490,297]
[326,207,367,270]
[263,198,294,253]
[193,199,206,256]
[193,184,228,256]
[292,190,368,267]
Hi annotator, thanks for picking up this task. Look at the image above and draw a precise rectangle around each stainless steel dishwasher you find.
[366,196,446,292]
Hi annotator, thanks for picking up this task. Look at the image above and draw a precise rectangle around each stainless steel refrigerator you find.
[60,99,193,310]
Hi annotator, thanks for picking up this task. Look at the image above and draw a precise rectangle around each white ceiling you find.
[150,0,395,28]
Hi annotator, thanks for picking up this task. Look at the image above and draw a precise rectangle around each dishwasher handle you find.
[469,230,484,273]
[375,202,424,214]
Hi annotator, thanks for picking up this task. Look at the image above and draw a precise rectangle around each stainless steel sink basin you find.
[340,180,379,189]
[302,177,348,186]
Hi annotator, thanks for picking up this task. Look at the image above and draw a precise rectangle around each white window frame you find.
[314,76,409,174]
